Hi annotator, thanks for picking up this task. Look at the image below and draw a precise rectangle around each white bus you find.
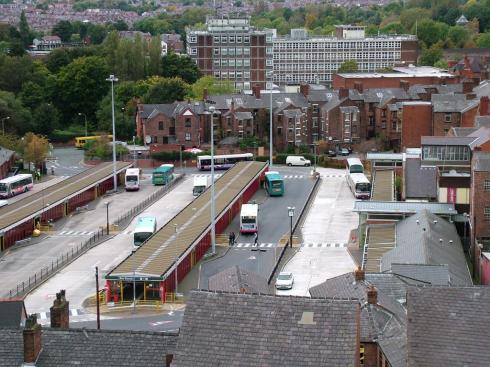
[347,173,371,200]
[346,158,364,174]
[197,153,253,170]
[125,168,140,191]
[133,216,157,247]
[240,203,258,233]
[193,175,210,197]
[0,174,34,199]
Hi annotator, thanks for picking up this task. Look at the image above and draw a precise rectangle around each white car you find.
[276,272,294,290]
[0,200,8,208]
[286,155,311,167]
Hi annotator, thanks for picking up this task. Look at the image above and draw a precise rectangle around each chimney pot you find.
[252,84,261,99]
[480,96,489,116]
[354,266,365,281]
[23,314,42,364]
[300,83,310,97]
[50,289,69,329]
[367,285,377,305]
[338,88,349,99]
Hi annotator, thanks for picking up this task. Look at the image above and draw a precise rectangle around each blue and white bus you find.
[133,216,157,247]
[264,171,284,196]
[197,153,253,170]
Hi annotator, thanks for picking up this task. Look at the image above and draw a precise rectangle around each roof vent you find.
[298,312,317,325]
[439,238,443,244]
[416,220,420,225]
[433,220,438,225]
[449,240,453,245]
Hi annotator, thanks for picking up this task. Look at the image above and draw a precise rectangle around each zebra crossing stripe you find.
[65,230,74,235]
[267,243,273,247]
[71,309,79,316]
[244,243,251,247]
[59,230,67,235]
[236,243,243,247]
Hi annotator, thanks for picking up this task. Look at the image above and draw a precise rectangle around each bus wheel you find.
[287,163,292,166]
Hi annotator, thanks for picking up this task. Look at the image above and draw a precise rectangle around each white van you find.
[286,156,311,167]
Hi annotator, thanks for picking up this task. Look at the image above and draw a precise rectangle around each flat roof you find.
[0,162,131,233]
[107,161,267,281]
[354,201,456,215]
[371,170,394,201]
[366,153,404,161]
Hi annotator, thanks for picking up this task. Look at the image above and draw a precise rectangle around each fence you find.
[8,174,184,299]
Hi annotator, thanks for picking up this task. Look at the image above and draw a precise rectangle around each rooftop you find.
[404,158,438,199]
[473,151,490,171]
[353,201,456,215]
[207,266,271,294]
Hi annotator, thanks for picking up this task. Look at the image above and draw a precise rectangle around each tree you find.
[434,60,449,69]
[143,77,189,103]
[52,21,73,42]
[477,32,490,48]
[22,132,49,170]
[416,19,449,48]
[32,103,60,135]
[0,90,33,135]
[148,36,162,76]
[0,133,21,152]
[337,60,358,73]
[162,53,201,83]
[399,7,431,32]
[447,26,469,48]
[187,76,233,101]
[18,10,33,48]
[19,81,46,109]
[419,45,443,66]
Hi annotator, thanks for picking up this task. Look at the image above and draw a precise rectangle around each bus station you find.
[105,161,268,304]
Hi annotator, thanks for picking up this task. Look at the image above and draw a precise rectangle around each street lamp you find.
[174,256,179,296]
[78,113,88,137]
[104,201,110,235]
[132,248,136,313]
[132,136,136,165]
[106,74,118,193]
[312,143,318,173]
[288,206,295,248]
[208,105,216,255]
[1,116,10,135]
[269,78,273,168]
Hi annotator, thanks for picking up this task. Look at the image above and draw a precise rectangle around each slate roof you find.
[450,126,479,136]
[0,327,178,367]
[431,94,479,113]
[0,301,26,328]
[474,79,490,98]
[421,135,476,146]
[404,158,437,199]
[172,290,359,367]
[407,286,490,367]
[472,151,490,171]
[340,106,359,113]
[0,147,14,166]
[475,115,490,128]
[140,101,207,120]
[208,266,271,294]
[207,93,309,110]
[381,210,473,286]
[390,263,449,285]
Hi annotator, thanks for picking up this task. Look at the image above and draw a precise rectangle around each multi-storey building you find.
[273,25,418,85]
[186,16,274,90]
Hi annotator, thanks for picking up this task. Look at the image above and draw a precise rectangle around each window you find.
[244,36,250,43]
[221,36,227,43]
[189,36,197,43]
[214,71,220,78]
[445,113,452,123]
[485,180,490,191]
[152,136,158,143]
[243,48,250,55]
[266,59,273,66]
[158,121,164,130]
[221,48,228,56]
[485,206,490,220]
[229,59,235,67]
[237,36,242,43]
[244,71,250,79]
[277,127,282,135]
[190,48,197,55]
[185,132,191,141]
[185,118,192,127]
[266,47,273,55]
[213,36,220,43]
[213,48,220,55]
[243,59,250,67]
[229,36,235,43]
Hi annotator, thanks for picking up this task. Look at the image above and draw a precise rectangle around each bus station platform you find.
[105,161,268,304]
[0,162,131,251]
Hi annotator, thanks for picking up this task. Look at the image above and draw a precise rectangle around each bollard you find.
[22,282,24,292]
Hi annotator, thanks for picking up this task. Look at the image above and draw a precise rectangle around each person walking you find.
[231,231,236,246]
[229,232,233,247]
[253,232,258,247]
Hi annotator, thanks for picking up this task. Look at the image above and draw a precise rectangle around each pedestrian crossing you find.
[321,174,345,178]
[233,242,347,248]
[191,173,344,180]
[36,308,86,323]
[52,230,95,236]
[191,173,223,179]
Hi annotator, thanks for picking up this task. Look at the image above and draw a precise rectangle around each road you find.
[276,167,358,297]
[24,175,195,319]
[49,147,86,177]
[198,166,316,288]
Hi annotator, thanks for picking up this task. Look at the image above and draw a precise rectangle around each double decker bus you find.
[347,173,371,200]
[133,216,157,247]
[240,203,259,233]
[0,174,34,198]
[197,153,253,170]
[346,158,364,174]
[125,168,140,191]
[152,164,174,185]
[75,135,113,149]
[264,171,284,196]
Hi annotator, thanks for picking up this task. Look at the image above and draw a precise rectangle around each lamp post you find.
[106,74,118,193]
[312,143,318,173]
[269,79,273,168]
[132,136,136,165]
[208,106,216,255]
[1,116,10,135]
[174,256,179,296]
[288,206,295,248]
[104,201,110,235]
[132,248,136,313]
[78,113,88,137]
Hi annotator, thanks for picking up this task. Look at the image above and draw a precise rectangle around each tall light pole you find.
[208,106,216,255]
[106,75,118,193]
[132,135,136,166]
[288,206,295,248]
[104,201,110,235]
[269,81,273,168]
[1,116,10,136]
[78,113,88,137]
[132,248,136,313]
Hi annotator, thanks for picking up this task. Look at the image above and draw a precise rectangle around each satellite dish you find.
[145,135,151,144]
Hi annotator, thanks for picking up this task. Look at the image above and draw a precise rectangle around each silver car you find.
[276,272,294,290]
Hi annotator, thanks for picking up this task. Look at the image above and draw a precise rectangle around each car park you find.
[340,148,350,156]
[275,271,294,290]
[286,156,311,167]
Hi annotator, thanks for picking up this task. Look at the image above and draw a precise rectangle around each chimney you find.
[367,285,377,305]
[338,88,349,99]
[400,79,409,91]
[354,266,365,281]
[462,79,473,94]
[464,56,470,69]
[480,96,489,116]
[203,88,208,102]
[300,83,309,97]
[466,93,477,100]
[23,314,42,364]
[166,354,173,367]
[252,84,261,99]
[230,100,235,113]
[354,81,363,93]
[50,289,69,329]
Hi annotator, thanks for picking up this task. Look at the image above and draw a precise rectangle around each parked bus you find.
[240,203,259,233]
[347,173,371,200]
[0,174,34,199]
[133,216,157,247]
[152,164,174,185]
[264,171,284,196]
[193,175,210,197]
[125,168,140,191]
[75,135,113,149]
[346,158,364,174]
[197,153,253,170]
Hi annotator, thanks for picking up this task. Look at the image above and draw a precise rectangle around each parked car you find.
[286,156,311,167]
[327,150,337,157]
[340,148,350,156]
[276,271,294,290]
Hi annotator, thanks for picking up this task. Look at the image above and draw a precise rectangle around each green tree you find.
[19,81,46,108]
[103,31,119,73]
[187,76,233,101]
[399,7,431,32]
[87,24,107,44]
[0,90,33,135]
[162,53,201,83]
[148,36,162,76]
[477,32,490,48]
[337,60,358,73]
[143,76,189,103]
[434,59,449,69]
[131,34,145,80]
[419,45,443,66]
[52,20,73,42]
[0,54,38,93]
[22,133,49,170]
[447,26,469,48]
[416,19,449,48]
[18,10,33,48]
[32,103,60,135]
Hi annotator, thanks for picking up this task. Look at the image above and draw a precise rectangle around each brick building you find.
[470,152,490,250]
[161,33,184,55]
[431,94,479,136]
[0,147,15,180]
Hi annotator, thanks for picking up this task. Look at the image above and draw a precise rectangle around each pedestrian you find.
[229,232,233,246]
[231,231,236,246]
[253,232,258,247]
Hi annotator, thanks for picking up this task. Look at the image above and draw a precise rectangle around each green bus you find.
[152,164,174,185]
[264,171,284,196]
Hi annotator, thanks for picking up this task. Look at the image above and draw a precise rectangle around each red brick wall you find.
[481,254,490,285]
[401,103,433,149]
[363,342,378,367]
[470,170,490,242]
[433,112,461,136]
[461,105,479,128]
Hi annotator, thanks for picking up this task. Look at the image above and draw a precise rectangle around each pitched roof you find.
[208,266,271,294]
[172,290,359,367]
[390,263,449,285]
[407,286,490,367]
[381,210,473,286]
[0,147,14,167]
[473,151,490,171]
[404,158,437,199]
[0,327,178,367]
[431,94,479,113]
[0,301,26,328]
[421,135,477,146]
[140,102,206,120]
